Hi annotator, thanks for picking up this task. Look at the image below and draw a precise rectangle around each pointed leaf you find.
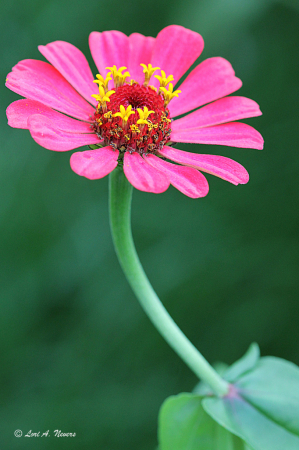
[224,343,260,382]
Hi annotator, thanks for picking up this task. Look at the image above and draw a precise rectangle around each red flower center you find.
[93,83,172,154]
[91,64,182,156]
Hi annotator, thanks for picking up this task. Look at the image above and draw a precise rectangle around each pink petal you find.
[28,114,101,151]
[7,99,93,132]
[159,147,249,185]
[123,152,170,193]
[172,97,262,130]
[38,41,98,106]
[89,31,129,83]
[150,25,204,89]
[144,154,209,198]
[169,57,242,117]
[128,33,155,84]
[6,60,95,121]
[70,146,119,180]
[171,122,264,150]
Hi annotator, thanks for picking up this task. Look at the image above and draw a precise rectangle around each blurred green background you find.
[1,0,299,448]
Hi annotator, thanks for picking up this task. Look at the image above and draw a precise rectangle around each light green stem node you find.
[109,167,229,397]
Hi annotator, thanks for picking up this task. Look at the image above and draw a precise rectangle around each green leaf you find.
[158,393,248,450]
[202,394,299,450]
[224,343,260,382]
[160,349,299,450]
[202,355,299,450]
[236,356,299,436]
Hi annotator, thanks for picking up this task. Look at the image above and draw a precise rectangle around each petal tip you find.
[239,170,250,185]
[235,76,243,89]
[70,146,118,180]
[6,103,15,128]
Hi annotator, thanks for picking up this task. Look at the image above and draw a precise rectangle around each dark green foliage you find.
[1,0,299,449]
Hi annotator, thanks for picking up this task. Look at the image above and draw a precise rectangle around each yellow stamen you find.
[91,85,115,104]
[113,104,135,124]
[136,106,155,125]
[140,64,160,86]
[160,83,181,105]
[154,70,174,90]
[147,121,158,131]
[130,124,140,133]
[119,71,130,86]
[106,65,131,87]
[106,65,118,79]
[104,111,113,119]
[93,73,112,92]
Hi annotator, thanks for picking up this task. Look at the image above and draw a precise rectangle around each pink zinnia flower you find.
[6,25,263,198]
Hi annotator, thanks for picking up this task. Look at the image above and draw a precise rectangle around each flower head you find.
[6,26,263,198]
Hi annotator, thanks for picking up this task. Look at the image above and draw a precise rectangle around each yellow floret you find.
[106,66,131,87]
[93,73,112,92]
[91,85,115,104]
[160,83,181,105]
[113,105,135,123]
[154,70,174,89]
[140,64,160,86]
[136,106,154,125]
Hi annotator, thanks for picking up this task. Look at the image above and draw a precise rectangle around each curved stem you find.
[109,167,229,397]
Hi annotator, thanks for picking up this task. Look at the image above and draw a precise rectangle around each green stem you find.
[109,167,229,397]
